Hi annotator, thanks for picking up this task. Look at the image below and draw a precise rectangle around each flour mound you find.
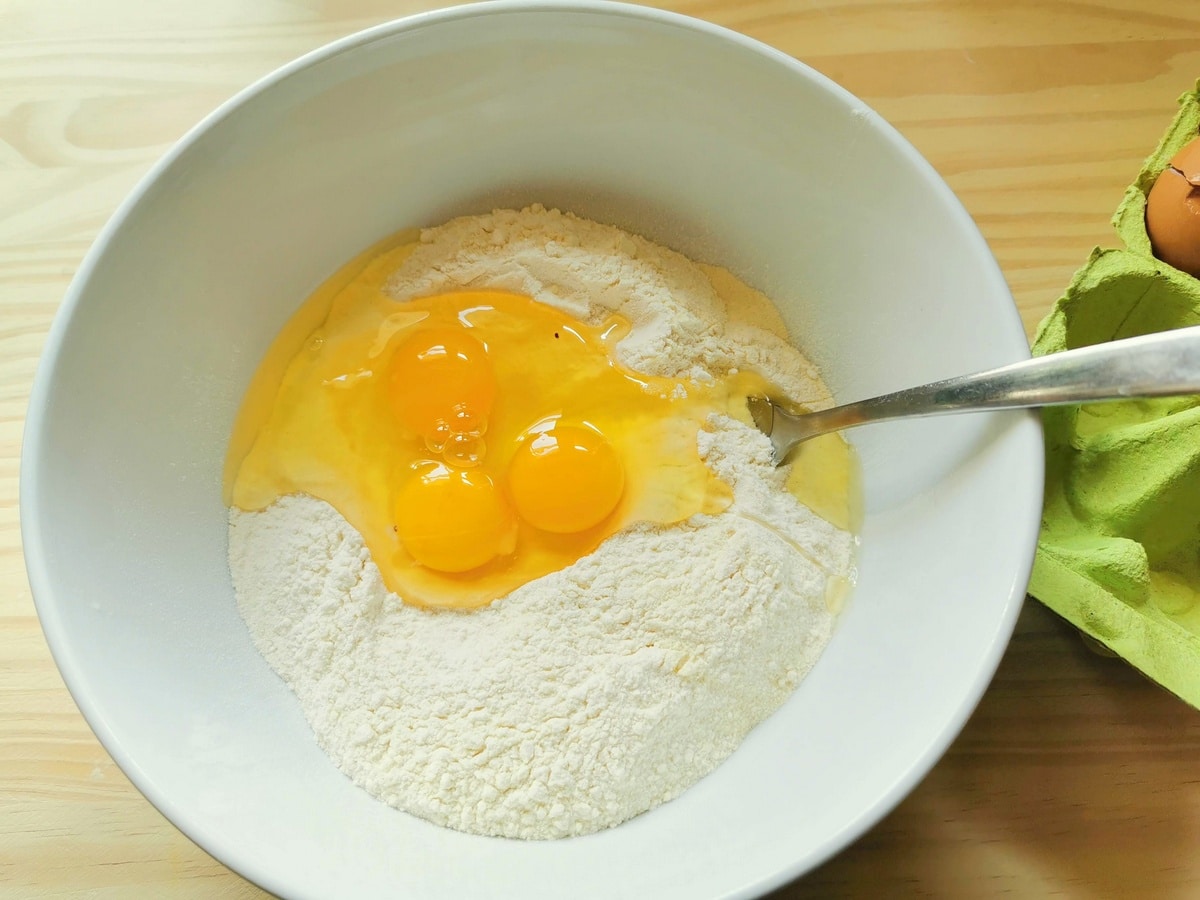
[387,204,830,405]
[231,490,837,838]
[230,207,853,839]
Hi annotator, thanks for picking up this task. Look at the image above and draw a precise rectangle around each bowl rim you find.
[19,2,1043,897]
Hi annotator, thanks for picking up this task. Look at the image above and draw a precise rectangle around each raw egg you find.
[1145,136,1200,277]
[388,327,495,452]
[507,423,625,533]
[394,465,515,572]
[226,233,792,609]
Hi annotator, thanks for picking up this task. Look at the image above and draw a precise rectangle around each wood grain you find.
[4,1,1200,897]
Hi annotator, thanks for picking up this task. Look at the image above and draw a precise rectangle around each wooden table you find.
[4,1,1200,896]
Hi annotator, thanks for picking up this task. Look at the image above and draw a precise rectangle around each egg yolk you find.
[395,466,516,572]
[389,327,496,448]
[226,230,857,609]
[508,424,625,533]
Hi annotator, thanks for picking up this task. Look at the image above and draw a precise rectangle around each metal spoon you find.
[748,324,1200,466]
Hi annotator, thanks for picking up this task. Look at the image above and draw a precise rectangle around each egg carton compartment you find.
[1030,83,1200,707]
[1113,82,1200,261]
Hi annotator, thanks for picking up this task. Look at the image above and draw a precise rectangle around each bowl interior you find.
[22,5,1041,899]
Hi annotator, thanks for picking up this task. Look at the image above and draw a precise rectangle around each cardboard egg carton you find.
[1030,83,1200,707]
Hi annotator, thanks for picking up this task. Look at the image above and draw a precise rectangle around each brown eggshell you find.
[1171,137,1200,185]
[1145,138,1200,278]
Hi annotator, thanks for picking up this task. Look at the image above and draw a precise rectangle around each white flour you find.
[229,206,853,839]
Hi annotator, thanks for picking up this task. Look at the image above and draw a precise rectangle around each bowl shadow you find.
[769,601,1200,898]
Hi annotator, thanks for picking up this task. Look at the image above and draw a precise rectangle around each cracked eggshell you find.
[1111,82,1200,259]
[1146,138,1200,278]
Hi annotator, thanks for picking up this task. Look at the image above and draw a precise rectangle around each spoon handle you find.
[771,324,1200,456]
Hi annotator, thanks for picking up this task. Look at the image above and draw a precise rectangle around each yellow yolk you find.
[389,327,496,446]
[507,424,625,534]
[394,465,516,572]
[226,230,856,609]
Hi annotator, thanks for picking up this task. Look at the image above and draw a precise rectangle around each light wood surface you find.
[4,1,1200,897]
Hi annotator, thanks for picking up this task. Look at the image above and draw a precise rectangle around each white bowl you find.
[20,3,1042,897]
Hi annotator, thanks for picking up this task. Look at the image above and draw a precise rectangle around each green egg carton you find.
[1030,82,1200,707]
